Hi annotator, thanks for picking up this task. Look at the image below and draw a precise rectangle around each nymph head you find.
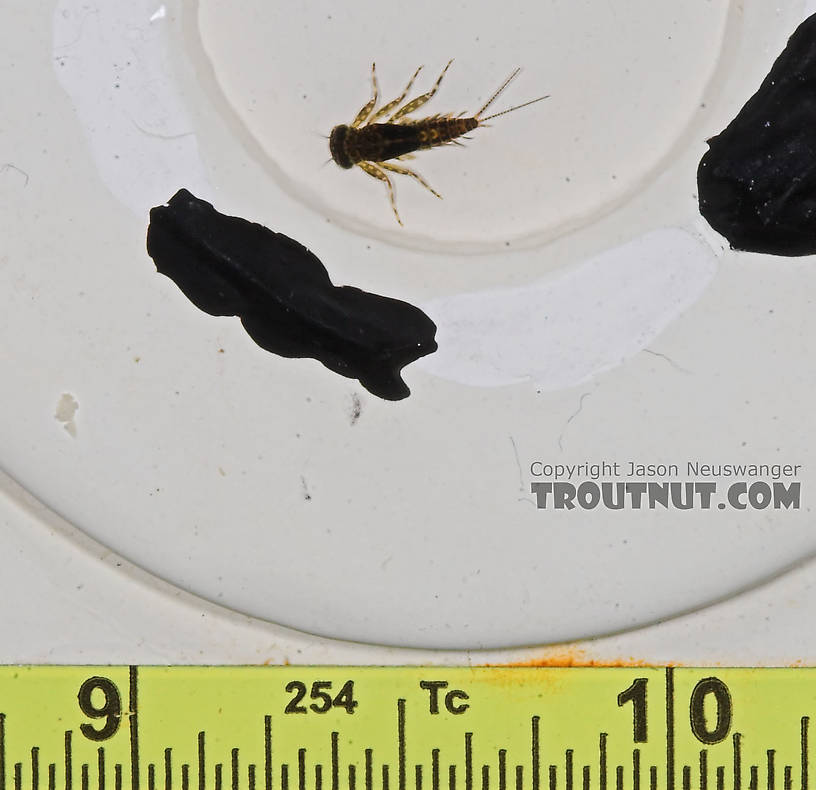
[329,124,353,169]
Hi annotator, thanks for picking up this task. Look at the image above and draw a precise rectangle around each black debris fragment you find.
[698,13,816,256]
[147,189,437,399]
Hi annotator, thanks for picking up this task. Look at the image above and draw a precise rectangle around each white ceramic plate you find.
[2,0,815,649]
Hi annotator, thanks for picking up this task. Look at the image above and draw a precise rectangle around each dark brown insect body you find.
[329,62,547,224]
[330,118,479,169]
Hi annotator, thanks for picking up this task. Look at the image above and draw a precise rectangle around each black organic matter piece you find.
[698,13,816,256]
[146,189,437,400]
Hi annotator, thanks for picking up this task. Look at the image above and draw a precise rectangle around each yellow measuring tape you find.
[0,668,807,790]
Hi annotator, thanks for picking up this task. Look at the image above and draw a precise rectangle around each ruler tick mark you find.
[666,668,675,790]
[129,668,139,790]
[398,702,406,790]
[465,734,473,790]
[198,734,205,790]
[0,714,5,790]
[64,734,71,790]
[331,732,339,790]
[532,720,540,790]
[32,747,39,790]
[262,719,271,790]
[735,735,742,790]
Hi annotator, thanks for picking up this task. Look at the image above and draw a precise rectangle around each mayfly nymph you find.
[329,61,548,225]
